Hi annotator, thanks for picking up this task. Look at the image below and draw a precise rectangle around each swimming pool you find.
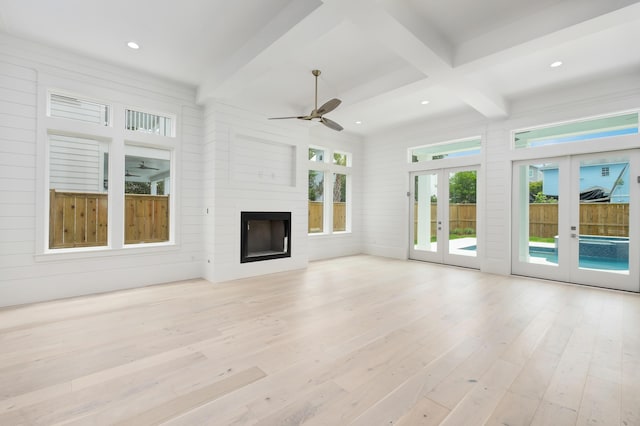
[528,245,629,271]
[463,236,629,271]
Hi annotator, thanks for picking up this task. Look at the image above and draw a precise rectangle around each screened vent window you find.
[125,109,174,137]
[602,167,610,177]
[410,138,481,163]
[49,93,110,126]
[514,112,639,149]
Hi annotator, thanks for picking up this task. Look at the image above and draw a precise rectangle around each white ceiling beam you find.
[455,0,640,73]
[197,0,341,103]
[337,65,426,107]
[323,0,508,118]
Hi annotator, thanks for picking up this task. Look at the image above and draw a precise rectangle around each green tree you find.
[333,173,346,202]
[449,171,476,203]
[308,170,323,201]
[333,152,347,166]
[529,181,542,198]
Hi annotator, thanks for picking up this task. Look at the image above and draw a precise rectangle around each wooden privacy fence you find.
[49,190,169,248]
[529,203,629,238]
[124,194,170,244]
[414,203,477,237]
[412,202,629,239]
[308,201,346,232]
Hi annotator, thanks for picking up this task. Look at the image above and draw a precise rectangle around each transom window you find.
[410,137,481,163]
[125,108,174,137]
[513,112,639,149]
[49,93,110,126]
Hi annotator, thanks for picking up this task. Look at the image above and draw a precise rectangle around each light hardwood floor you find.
[1,255,639,425]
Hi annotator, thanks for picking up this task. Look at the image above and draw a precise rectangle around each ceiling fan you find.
[137,161,158,170]
[269,69,343,131]
[125,170,140,177]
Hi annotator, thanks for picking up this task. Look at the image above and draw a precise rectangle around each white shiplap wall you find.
[0,34,204,307]
[362,70,640,276]
[202,101,310,283]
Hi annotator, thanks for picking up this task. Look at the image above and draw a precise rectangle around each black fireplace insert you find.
[240,211,291,263]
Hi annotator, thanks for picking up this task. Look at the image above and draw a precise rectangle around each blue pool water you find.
[528,246,628,271]
[463,236,629,271]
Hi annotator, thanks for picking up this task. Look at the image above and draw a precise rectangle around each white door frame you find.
[410,165,481,269]
[511,150,640,292]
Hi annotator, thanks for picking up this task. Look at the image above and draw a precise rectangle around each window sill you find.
[308,231,352,238]
[35,242,179,262]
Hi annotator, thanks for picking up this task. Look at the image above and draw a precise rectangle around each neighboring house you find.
[541,162,629,202]
[528,165,544,182]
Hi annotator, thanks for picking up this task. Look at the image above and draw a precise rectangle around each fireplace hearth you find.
[241,211,291,263]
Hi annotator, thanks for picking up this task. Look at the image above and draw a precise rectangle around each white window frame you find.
[36,81,180,260]
[308,147,352,235]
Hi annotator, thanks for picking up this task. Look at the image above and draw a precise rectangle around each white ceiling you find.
[1,0,639,135]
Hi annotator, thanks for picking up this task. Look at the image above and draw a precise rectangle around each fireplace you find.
[241,211,291,263]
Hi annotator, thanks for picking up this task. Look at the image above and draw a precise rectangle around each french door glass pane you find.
[448,170,477,256]
[414,173,438,252]
[578,156,629,273]
[517,163,560,265]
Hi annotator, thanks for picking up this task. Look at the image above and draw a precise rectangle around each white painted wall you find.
[0,34,204,307]
[362,70,640,276]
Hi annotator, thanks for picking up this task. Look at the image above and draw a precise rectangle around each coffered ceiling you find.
[1,0,639,134]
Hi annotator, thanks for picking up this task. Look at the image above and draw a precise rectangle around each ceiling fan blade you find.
[268,116,302,120]
[320,117,343,132]
[317,98,341,115]
[138,161,159,170]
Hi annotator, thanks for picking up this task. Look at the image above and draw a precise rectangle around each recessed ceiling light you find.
[355,121,362,125]
[127,41,140,50]
[421,100,430,105]
[550,61,563,68]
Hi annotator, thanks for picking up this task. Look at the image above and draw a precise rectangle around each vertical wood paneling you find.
[124,194,169,244]
[49,190,108,248]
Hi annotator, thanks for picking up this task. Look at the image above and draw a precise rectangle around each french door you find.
[409,166,480,269]
[512,150,640,292]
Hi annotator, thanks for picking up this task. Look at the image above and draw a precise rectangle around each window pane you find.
[125,146,171,244]
[578,156,629,273]
[332,152,349,166]
[309,148,325,162]
[448,170,477,257]
[125,109,174,137]
[519,162,559,266]
[410,138,481,163]
[49,134,108,249]
[333,173,347,231]
[414,173,438,251]
[50,94,109,126]
[308,170,324,233]
[514,113,639,149]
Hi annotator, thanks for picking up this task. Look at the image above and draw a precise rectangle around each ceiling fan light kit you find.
[268,69,343,131]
